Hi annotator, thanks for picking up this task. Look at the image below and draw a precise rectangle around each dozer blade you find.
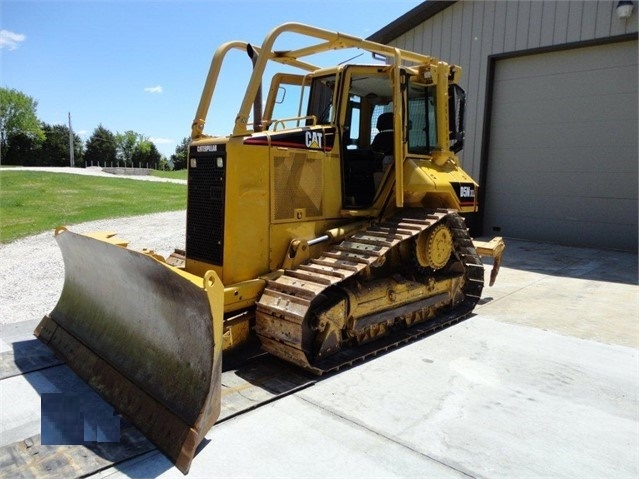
[34,227,224,474]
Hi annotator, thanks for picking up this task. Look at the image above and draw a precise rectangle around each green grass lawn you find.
[0,171,186,243]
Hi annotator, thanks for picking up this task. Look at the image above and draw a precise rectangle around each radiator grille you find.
[186,150,225,265]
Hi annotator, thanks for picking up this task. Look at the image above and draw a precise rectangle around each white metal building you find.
[370,1,638,251]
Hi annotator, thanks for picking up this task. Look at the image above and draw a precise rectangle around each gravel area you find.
[0,210,186,326]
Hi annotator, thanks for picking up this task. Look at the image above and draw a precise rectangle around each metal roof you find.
[367,1,456,44]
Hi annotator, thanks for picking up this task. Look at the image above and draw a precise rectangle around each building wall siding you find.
[388,0,638,181]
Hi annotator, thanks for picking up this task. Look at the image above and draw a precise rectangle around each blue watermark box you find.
[41,393,120,445]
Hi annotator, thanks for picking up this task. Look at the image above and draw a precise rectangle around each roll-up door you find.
[483,40,638,251]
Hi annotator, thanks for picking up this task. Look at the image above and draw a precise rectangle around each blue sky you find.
[1,0,423,158]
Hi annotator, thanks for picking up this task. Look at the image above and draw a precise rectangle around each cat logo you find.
[305,131,323,149]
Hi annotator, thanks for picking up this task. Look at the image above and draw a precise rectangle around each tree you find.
[132,140,162,168]
[0,88,45,163]
[84,125,117,166]
[116,130,142,167]
[4,132,42,165]
[158,156,170,171]
[40,123,83,167]
[171,136,190,170]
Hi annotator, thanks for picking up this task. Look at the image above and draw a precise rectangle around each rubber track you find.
[256,209,485,374]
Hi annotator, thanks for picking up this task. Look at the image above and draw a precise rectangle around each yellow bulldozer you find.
[35,23,504,473]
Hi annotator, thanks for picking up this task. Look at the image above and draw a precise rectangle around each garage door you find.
[483,40,638,251]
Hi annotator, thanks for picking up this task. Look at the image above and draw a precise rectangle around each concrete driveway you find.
[1,238,637,478]
[99,239,639,478]
[2,166,187,184]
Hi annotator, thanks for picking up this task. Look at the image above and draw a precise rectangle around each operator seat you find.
[371,112,394,155]
[370,112,394,193]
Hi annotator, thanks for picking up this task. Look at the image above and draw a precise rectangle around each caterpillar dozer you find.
[35,23,505,474]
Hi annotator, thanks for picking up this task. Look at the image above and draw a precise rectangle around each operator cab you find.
[262,63,464,214]
[340,66,396,208]
[263,65,399,211]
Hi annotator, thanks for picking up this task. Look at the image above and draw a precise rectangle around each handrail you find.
[270,115,317,131]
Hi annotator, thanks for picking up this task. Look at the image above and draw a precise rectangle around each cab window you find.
[407,82,437,154]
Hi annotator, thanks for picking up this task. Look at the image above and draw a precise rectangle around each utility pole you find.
[0,118,3,166]
[68,112,75,167]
